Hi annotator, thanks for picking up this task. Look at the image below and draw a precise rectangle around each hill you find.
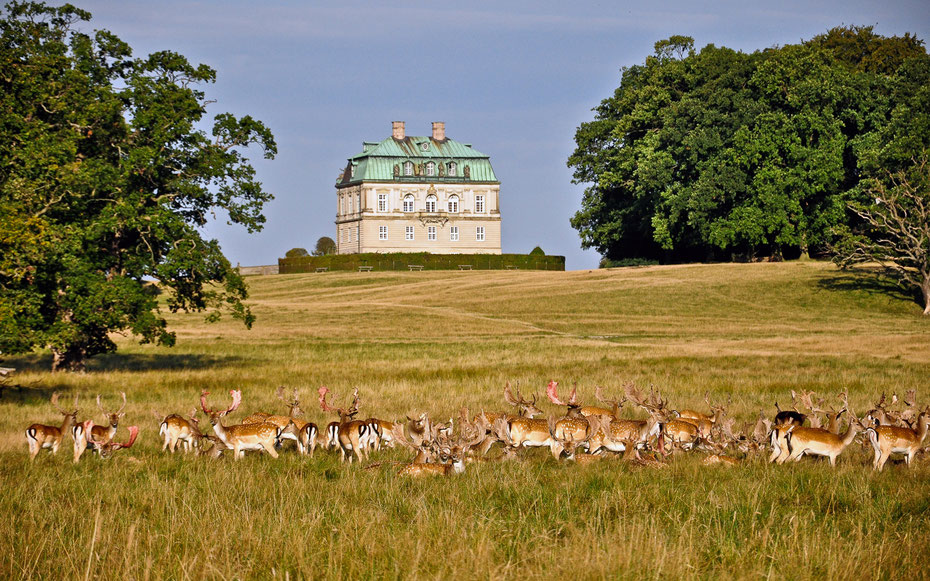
[1,261,928,579]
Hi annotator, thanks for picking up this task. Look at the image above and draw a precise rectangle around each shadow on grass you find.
[2,352,246,374]
[816,268,921,308]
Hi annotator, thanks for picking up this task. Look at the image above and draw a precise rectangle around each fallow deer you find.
[243,386,313,453]
[781,411,862,466]
[25,392,79,460]
[158,408,203,453]
[77,392,127,454]
[318,386,369,463]
[75,421,139,460]
[201,390,282,459]
[474,383,543,455]
[865,408,930,471]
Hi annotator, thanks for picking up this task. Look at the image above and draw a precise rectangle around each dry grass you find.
[2,261,929,579]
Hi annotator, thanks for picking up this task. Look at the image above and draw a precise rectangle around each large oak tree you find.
[569,27,927,263]
[0,2,276,370]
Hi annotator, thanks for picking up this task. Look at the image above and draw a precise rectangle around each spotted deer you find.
[865,408,930,471]
[201,390,282,459]
[158,408,203,453]
[25,392,79,460]
[74,392,127,455]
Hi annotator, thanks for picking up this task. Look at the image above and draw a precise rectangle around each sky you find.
[71,1,930,270]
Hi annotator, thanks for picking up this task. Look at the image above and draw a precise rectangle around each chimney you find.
[392,121,405,140]
[431,121,446,141]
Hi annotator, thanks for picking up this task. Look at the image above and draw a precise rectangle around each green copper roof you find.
[337,135,499,186]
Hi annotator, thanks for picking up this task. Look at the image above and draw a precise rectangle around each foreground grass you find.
[2,261,929,579]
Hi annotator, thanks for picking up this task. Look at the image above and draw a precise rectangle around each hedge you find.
[277,252,565,273]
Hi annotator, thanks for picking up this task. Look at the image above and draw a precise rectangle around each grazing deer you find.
[243,387,313,453]
[201,390,282,459]
[25,392,79,460]
[324,421,340,450]
[158,408,203,453]
[318,386,369,463]
[768,423,794,463]
[865,408,930,471]
[781,412,862,466]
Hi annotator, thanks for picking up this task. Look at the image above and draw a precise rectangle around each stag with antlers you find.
[201,390,282,459]
[319,386,372,464]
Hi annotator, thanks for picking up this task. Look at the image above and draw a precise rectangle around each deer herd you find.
[24,381,930,475]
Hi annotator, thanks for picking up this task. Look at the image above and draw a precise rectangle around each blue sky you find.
[73,1,930,270]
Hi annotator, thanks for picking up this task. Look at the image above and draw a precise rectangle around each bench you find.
[315,267,328,273]
[357,266,373,272]
[505,265,518,270]
[458,264,473,270]
[408,265,424,271]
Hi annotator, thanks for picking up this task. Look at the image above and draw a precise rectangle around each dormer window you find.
[404,161,413,176]
[425,162,436,177]
[425,194,437,212]
[448,162,457,176]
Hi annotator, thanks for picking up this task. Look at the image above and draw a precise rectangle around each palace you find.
[335,121,501,254]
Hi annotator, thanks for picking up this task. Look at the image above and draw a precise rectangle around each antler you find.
[546,381,566,405]
[50,392,64,413]
[116,392,127,416]
[318,386,335,413]
[227,390,242,415]
[110,426,139,450]
[200,390,212,414]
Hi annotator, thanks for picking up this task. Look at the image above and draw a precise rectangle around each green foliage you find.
[278,252,565,272]
[569,26,929,263]
[285,247,309,258]
[312,236,336,256]
[0,2,276,370]
[529,246,545,256]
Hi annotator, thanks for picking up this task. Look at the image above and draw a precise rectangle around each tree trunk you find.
[51,345,87,373]
[923,278,930,315]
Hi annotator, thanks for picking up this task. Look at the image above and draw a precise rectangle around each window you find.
[356,193,360,211]
[425,162,435,176]
[476,226,485,242]
[378,193,387,213]
[450,226,459,241]
[428,226,437,241]
[425,194,437,212]
[448,162,457,176]
[379,226,388,240]
[405,226,414,241]
[475,194,485,214]
[404,161,413,176]
[403,195,415,212]
[348,195,353,214]
[447,195,459,213]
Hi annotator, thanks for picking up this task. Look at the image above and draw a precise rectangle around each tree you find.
[285,248,309,258]
[0,2,277,371]
[833,157,930,314]
[529,246,545,256]
[568,28,928,263]
[313,237,336,256]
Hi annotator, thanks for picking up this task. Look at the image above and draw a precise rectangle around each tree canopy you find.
[313,236,336,256]
[569,26,929,263]
[0,2,277,370]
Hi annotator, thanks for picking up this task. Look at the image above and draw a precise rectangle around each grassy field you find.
[2,261,929,579]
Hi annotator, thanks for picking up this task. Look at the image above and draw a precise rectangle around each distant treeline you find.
[278,252,565,273]
[569,26,930,262]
